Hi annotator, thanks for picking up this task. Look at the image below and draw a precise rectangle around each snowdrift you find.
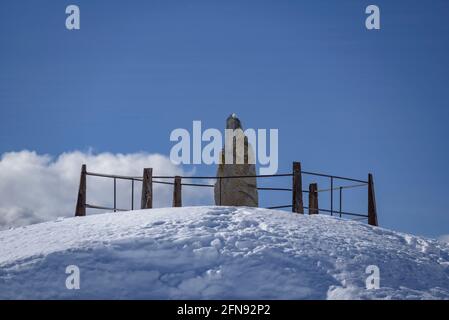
[0,206,449,299]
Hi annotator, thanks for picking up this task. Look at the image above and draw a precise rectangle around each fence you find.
[75,162,378,226]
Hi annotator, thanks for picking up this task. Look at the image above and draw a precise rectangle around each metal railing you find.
[74,162,378,226]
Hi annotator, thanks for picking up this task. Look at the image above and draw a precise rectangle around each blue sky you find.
[1,0,449,238]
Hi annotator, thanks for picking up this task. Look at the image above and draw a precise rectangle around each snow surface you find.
[1,206,449,299]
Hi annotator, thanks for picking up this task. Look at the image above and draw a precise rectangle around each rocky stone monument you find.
[214,114,259,207]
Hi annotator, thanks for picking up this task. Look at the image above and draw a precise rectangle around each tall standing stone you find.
[214,114,259,207]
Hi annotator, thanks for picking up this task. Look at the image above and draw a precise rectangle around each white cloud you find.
[0,150,213,230]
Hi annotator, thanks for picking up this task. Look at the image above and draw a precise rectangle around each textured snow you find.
[0,206,449,299]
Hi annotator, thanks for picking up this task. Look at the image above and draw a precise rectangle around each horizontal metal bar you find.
[153,180,292,189]
[182,182,215,188]
[85,204,128,212]
[257,187,292,192]
[303,206,368,218]
[87,170,366,184]
[151,173,293,179]
[154,180,215,187]
[266,205,293,209]
[86,172,142,181]
[301,171,368,184]
[152,180,175,185]
[317,183,367,193]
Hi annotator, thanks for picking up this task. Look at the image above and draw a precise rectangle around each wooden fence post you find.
[368,173,378,226]
[75,164,87,217]
[141,168,153,209]
[173,176,182,207]
[292,162,304,213]
[308,183,318,215]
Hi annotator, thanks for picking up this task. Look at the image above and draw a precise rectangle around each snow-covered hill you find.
[0,206,449,299]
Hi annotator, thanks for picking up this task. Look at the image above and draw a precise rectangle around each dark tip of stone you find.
[226,113,242,130]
